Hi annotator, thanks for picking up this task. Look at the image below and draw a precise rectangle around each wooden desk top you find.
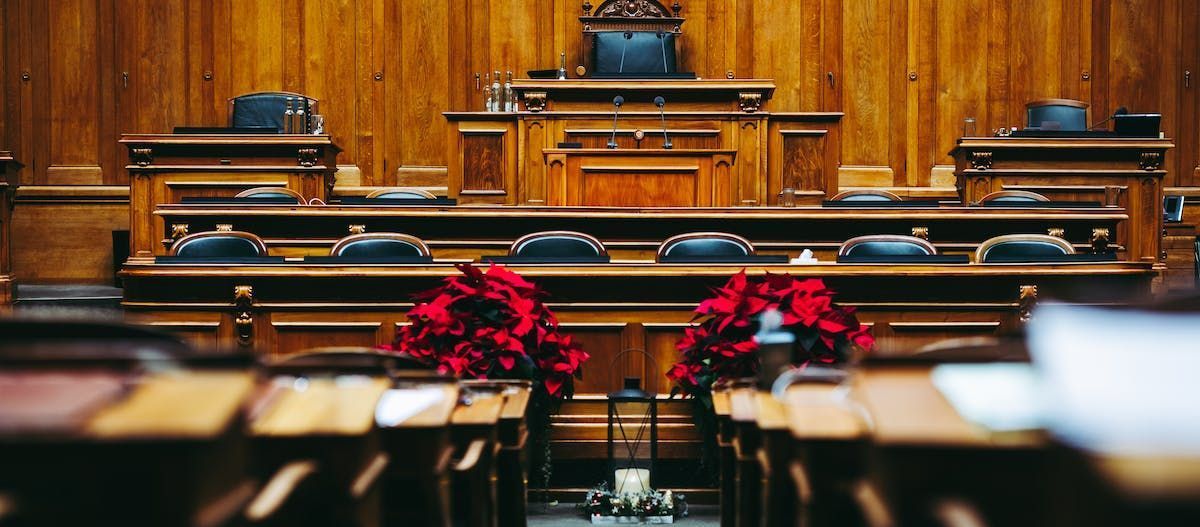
[120,261,1157,279]
[87,371,254,440]
[153,203,1129,222]
[451,392,506,426]
[119,134,339,148]
[953,136,1174,151]
[783,384,868,441]
[510,78,777,93]
[250,376,390,437]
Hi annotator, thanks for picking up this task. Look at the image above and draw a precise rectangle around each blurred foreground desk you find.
[121,134,340,258]
[120,262,1155,390]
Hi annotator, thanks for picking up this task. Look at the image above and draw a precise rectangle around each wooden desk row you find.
[0,360,531,527]
[719,363,1200,527]
[120,261,1157,394]
[149,204,1130,262]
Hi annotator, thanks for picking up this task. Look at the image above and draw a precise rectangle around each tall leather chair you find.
[330,233,431,258]
[657,232,755,262]
[228,91,319,133]
[365,188,438,200]
[830,189,903,202]
[170,231,268,257]
[510,231,607,258]
[839,235,937,257]
[1025,99,1089,131]
[235,186,305,203]
[976,234,1075,262]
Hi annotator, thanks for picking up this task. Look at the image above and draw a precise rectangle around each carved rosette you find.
[215,223,233,232]
[234,285,254,347]
[349,224,366,235]
[738,92,763,113]
[131,148,153,167]
[1139,151,1163,171]
[170,224,189,241]
[1047,227,1065,238]
[1091,227,1110,253]
[597,0,667,17]
[523,91,548,113]
[969,151,993,170]
[911,227,929,240]
[1018,285,1038,323]
[297,147,319,167]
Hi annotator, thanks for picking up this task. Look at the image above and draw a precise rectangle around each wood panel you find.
[3,0,1200,195]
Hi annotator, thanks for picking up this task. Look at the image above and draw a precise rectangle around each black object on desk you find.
[481,255,612,265]
[981,254,1117,263]
[302,256,435,264]
[172,126,278,134]
[822,200,943,208]
[657,255,791,264]
[154,256,288,264]
[180,196,300,204]
[337,197,457,206]
[980,201,1103,208]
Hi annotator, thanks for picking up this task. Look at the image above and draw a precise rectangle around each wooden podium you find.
[543,148,735,206]
[951,137,1174,264]
[120,134,339,258]
[445,79,841,207]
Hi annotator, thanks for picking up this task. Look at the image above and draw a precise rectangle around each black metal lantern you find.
[607,349,658,494]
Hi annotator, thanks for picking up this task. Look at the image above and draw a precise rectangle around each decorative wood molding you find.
[969,151,993,170]
[215,224,233,232]
[349,224,366,235]
[911,226,929,240]
[596,0,669,17]
[1047,227,1065,238]
[234,285,254,347]
[1139,151,1163,171]
[1018,285,1038,323]
[170,223,189,241]
[131,148,154,167]
[1091,227,1110,253]
[523,91,548,112]
[297,148,319,167]
[738,92,763,113]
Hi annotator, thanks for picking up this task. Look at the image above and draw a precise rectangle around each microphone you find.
[618,31,633,74]
[607,95,625,149]
[654,96,672,149]
[1090,106,1129,130]
[657,30,669,74]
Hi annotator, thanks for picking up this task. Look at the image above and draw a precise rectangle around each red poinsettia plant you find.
[668,271,875,396]
[383,263,589,398]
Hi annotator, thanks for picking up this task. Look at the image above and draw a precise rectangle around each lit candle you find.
[614,468,650,494]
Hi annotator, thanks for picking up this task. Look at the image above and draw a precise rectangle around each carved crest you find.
[588,0,679,18]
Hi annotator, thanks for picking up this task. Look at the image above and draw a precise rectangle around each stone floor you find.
[527,503,718,527]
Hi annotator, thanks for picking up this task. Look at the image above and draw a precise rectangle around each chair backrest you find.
[979,190,1050,204]
[657,232,755,261]
[830,189,903,202]
[976,234,1075,262]
[330,233,431,258]
[1026,98,1089,131]
[170,231,268,257]
[228,91,319,133]
[235,186,305,203]
[510,231,607,257]
[580,0,684,77]
[365,188,438,200]
[839,235,938,257]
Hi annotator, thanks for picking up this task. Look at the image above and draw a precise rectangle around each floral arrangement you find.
[578,483,687,523]
[384,263,589,398]
[667,270,875,397]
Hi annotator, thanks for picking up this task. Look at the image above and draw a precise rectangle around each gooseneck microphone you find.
[656,30,669,74]
[654,96,673,149]
[1090,106,1129,131]
[618,31,633,74]
[607,95,625,149]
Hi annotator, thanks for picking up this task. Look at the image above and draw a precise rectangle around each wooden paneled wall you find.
[2,0,1198,188]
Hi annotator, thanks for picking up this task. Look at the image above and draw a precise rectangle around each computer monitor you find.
[1113,114,1161,137]
[1164,195,1184,223]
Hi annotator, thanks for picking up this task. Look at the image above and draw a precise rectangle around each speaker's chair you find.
[979,190,1050,204]
[235,186,305,203]
[170,231,268,258]
[228,91,319,133]
[510,231,607,258]
[839,235,938,257]
[657,232,755,262]
[1025,98,1089,131]
[365,188,438,199]
[976,234,1075,262]
[830,189,903,202]
[330,233,431,258]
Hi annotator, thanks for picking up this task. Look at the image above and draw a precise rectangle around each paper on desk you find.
[931,363,1043,433]
[374,387,447,427]
[790,249,818,264]
[1028,303,1200,456]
